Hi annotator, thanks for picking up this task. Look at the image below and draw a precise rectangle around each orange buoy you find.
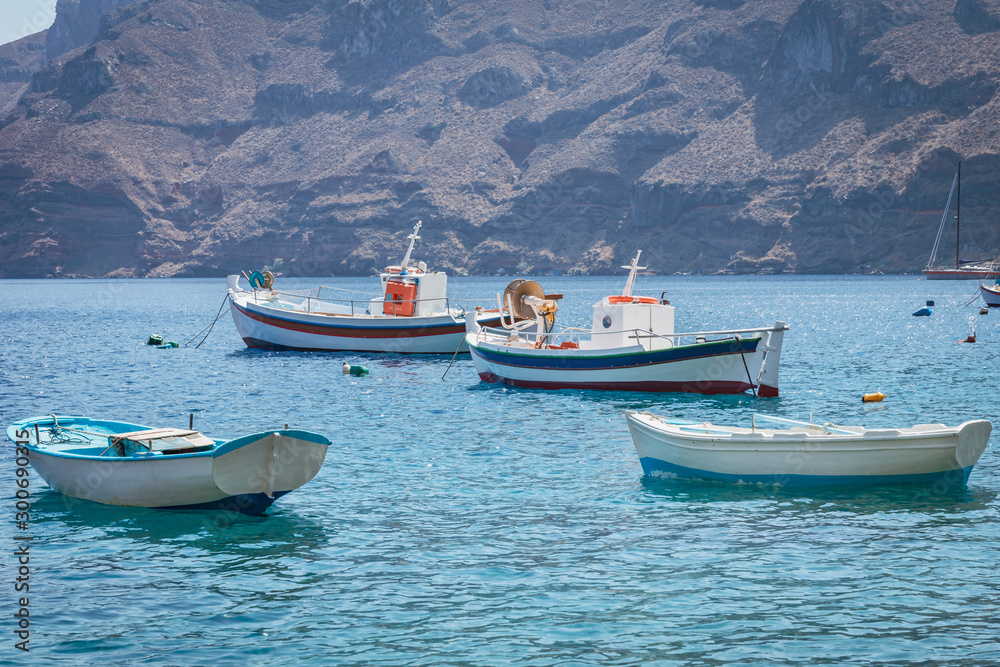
[862,392,886,402]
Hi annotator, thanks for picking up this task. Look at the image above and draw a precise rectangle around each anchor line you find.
[735,334,757,398]
[186,295,230,349]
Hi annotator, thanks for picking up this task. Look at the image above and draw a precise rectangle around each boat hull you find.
[230,294,500,354]
[26,449,276,512]
[981,284,1000,307]
[9,417,330,515]
[925,267,1000,280]
[625,412,992,486]
[467,336,764,394]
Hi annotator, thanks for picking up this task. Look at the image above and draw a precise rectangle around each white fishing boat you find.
[465,252,787,395]
[228,221,508,353]
[625,411,992,486]
[980,279,1000,307]
[7,415,331,515]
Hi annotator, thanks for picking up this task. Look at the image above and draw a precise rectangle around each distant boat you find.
[8,415,330,515]
[625,411,992,486]
[228,221,509,353]
[924,162,1000,280]
[465,251,787,395]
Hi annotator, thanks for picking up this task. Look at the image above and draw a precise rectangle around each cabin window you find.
[602,315,612,329]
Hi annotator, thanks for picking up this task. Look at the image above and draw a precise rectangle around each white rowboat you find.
[625,411,992,486]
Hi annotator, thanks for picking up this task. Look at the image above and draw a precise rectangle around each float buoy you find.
[912,308,932,317]
[980,307,989,315]
[147,334,163,346]
[342,363,369,376]
[862,392,886,402]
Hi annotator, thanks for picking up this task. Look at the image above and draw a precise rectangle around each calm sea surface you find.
[2,275,999,665]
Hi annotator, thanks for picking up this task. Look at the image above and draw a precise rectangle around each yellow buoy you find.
[862,392,886,402]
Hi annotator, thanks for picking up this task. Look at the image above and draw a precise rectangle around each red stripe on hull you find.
[477,372,755,394]
[234,300,464,339]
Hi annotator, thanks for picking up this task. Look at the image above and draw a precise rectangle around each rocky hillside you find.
[1,0,999,278]
[0,31,46,119]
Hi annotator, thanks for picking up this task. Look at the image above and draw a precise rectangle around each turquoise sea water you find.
[2,275,999,665]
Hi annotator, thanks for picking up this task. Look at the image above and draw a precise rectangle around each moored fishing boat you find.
[8,415,331,515]
[625,411,992,486]
[465,251,787,394]
[980,280,1000,307]
[228,221,507,353]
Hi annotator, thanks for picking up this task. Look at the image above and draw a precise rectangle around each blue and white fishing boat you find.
[228,221,508,353]
[7,415,331,515]
[465,252,787,395]
[625,411,992,486]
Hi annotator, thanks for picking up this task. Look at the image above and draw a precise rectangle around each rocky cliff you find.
[1,0,999,278]
[0,31,46,118]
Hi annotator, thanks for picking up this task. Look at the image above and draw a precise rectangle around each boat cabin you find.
[585,296,675,351]
[375,267,450,317]
[370,221,450,317]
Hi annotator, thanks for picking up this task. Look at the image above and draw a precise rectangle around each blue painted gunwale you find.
[213,429,331,456]
[8,416,331,461]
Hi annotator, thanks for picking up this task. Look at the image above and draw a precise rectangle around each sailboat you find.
[924,162,1000,280]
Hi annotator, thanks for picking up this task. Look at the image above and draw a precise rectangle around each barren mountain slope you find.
[1,0,998,277]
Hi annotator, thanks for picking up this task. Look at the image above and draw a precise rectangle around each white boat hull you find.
[28,448,225,508]
[625,411,992,486]
[469,340,760,393]
[229,292,509,354]
[981,284,1000,307]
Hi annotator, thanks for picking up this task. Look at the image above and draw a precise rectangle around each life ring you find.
[249,270,266,289]
[608,295,659,305]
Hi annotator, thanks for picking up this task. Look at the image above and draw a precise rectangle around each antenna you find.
[620,251,646,297]
[400,220,422,270]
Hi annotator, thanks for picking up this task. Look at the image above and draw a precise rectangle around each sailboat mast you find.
[956,161,962,269]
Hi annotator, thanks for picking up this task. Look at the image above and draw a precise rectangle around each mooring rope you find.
[185,295,230,349]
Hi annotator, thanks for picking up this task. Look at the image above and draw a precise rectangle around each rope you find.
[441,333,467,380]
[963,283,990,307]
[735,335,757,397]
[185,295,229,348]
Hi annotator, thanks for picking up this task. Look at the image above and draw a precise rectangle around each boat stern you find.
[754,321,786,397]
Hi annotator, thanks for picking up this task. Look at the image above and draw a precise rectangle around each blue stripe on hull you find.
[472,337,758,371]
[163,491,289,515]
[638,457,974,487]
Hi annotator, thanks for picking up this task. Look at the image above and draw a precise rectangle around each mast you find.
[956,161,962,268]
[621,250,646,297]
[400,220,422,270]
